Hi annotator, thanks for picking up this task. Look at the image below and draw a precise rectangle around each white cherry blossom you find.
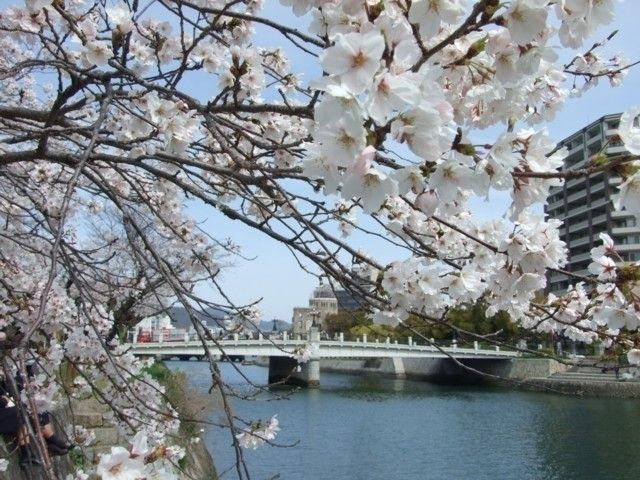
[618,107,640,155]
[504,0,548,45]
[409,0,465,40]
[342,167,398,214]
[320,30,385,95]
[97,447,146,480]
[615,172,640,218]
[236,416,281,449]
[83,41,112,67]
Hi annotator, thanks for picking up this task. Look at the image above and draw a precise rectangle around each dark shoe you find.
[47,434,75,455]
[47,442,70,456]
[19,445,42,467]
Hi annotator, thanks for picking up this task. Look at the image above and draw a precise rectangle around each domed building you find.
[292,281,338,337]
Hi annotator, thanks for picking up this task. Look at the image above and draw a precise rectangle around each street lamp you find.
[311,310,320,328]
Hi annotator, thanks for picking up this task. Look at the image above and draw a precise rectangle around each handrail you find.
[126,338,520,357]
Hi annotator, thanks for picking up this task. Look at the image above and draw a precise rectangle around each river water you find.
[168,361,640,480]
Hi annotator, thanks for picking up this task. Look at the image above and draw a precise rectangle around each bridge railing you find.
[128,335,520,358]
[131,327,518,355]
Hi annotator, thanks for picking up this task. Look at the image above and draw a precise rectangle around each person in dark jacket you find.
[0,332,74,466]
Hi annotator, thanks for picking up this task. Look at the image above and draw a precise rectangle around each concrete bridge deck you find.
[128,332,519,387]
[128,336,518,360]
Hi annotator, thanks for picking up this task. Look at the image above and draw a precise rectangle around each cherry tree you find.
[0,0,639,478]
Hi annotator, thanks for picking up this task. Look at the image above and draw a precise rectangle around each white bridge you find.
[128,331,519,386]
[128,336,518,360]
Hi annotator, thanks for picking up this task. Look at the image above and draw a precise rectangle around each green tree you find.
[349,324,396,341]
[324,310,370,337]
[394,302,522,346]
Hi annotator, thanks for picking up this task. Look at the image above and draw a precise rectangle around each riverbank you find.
[0,363,218,480]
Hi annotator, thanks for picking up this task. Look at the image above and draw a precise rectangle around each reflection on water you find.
[169,361,640,480]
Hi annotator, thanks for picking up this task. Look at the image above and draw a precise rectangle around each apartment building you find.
[546,113,640,293]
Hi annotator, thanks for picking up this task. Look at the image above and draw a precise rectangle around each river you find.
[168,361,640,480]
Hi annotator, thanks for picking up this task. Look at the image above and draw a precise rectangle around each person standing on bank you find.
[0,331,74,466]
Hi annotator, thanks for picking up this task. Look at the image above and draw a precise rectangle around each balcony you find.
[569,251,592,264]
[566,189,588,204]
[568,235,591,248]
[567,219,589,234]
[606,145,627,156]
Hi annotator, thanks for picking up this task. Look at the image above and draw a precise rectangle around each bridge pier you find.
[268,356,320,387]
[392,357,406,378]
[268,328,321,387]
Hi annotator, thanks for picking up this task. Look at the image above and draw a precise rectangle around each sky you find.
[2,0,638,321]
[193,1,640,322]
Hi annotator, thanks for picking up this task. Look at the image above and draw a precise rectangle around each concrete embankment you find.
[0,381,218,480]
[257,356,640,398]
[0,395,217,480]
[318,357,570,384]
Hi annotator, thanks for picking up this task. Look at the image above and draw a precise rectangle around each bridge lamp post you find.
[309,310,321,342]
[310,311,320,328]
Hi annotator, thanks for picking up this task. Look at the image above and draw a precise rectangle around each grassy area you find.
[143,361,211,438]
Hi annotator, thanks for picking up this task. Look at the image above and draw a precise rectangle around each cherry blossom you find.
[628,349,640,366]
[504,0,548,45]
[615,172,640,217]
[236,416,281,449]
[97,447,146,480]
[408,0,465,40]
[291,344,316,364]
[618,107,640,155]
[320,30,385,95]
[0,0,638,477]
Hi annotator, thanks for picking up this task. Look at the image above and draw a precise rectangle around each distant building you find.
[292,283,338,336]
[136,313,173,331]
[334,289,364,311]
[334,265,379,311]
[130,313,174,342]
[168,306,230,330]
[545,113,640,293]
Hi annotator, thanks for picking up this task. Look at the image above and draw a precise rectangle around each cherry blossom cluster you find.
[96,431,185,480]
[0,0,639,477]
[235,415,281,449]
[291,343,316,363]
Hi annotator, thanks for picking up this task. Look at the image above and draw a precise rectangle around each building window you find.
[587,141,602,156]
[614,218,637,228]
[566,152,583,168]
[587,126,601,139]
[621,252,640,262]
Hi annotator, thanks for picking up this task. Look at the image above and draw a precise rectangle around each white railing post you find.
[258,333,263,341]
[339,332,344,342]
[233,333,239,342]
[184,332,189,343]
[474,341,479,351]
[158,332,163,344]
[452,340,457,349]
[394,339,398,345]
[362,334,367,343]
[408,336,413,347]
[385,337,390,344]
[495,345,500,352]
[283,331,288,341]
